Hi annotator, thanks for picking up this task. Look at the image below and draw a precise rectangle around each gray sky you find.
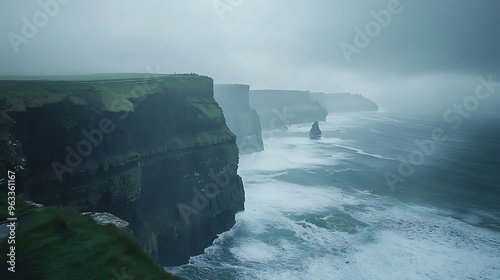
[1,0,499,110]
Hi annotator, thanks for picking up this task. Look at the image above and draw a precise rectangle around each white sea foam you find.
[239,135,347,173]
[224,190,500,280]
[345,202,500,280]
[381,117,404,123]
[168,113,500,280]
[230,240,279,263]
[332,144,387,159]
[359,116,382,122]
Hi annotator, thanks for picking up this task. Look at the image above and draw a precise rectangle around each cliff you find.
[310,92,378,113]
[214,84,264,154]
[0,73,245,266]
[249,90,328,130]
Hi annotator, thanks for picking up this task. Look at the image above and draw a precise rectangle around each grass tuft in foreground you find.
[0,206,181,280]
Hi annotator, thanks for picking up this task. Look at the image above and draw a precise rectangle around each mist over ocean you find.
[168,110,500,280]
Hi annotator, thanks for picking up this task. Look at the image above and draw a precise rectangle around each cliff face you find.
[249,90,328,130]
[0,74,245,266]
[214,84,264,154]
[310,92,378,113]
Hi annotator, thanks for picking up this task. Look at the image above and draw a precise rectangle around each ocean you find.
[167,110,500,280]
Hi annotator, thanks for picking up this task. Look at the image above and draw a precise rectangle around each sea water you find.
[168,110,500,280]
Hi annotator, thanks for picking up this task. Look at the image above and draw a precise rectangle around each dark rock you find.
[82,212,130,232]
[0,74,245,266]
[310,121,322,140]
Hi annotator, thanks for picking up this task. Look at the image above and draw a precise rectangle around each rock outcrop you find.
[310,92,378,112]
[214,84,264,154]
[309,121,321,140]
[0,74,245,266]
[82,212,131,232]
[249,90,328,130]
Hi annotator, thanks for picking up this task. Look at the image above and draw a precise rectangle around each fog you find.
[1,0,499,111]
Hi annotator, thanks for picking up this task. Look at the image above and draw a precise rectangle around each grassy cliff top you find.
[0,73,203,81]
[0,206,181,279]
[0,73,213,114]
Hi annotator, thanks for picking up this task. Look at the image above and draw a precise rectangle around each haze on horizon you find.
[1,0,499,111]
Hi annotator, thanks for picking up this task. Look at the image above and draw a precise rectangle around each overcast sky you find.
[1,0,499,110]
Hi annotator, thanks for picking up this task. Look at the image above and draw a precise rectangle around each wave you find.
[332,144,389,160]
[168,110,500,280]
[169,182,500,280]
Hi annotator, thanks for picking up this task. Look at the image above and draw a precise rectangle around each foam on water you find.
[345,201,500,280]
[239,135,348,173]
[331,144,387,159]
[168,112,500,280]
[225,188,500,280]
[172,177,500,278]
[230,240,279,263]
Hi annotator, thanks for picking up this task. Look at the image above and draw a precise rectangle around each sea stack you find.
[310,121,321,139]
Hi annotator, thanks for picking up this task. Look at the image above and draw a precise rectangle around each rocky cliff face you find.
[310,92,378,112]
[249,90,328,130]
[0,74,245,266]
[214,84,264,154]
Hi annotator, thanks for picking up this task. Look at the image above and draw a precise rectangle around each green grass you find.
[0,74,213,144]
[0,73,171,81]
[0,74,212,114]
[189,97,225,121]
[0,206,181,280]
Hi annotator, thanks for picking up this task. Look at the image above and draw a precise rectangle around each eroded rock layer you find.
[0,74,245,265]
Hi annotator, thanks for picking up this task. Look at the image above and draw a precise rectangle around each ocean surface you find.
[168,110,500,280]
